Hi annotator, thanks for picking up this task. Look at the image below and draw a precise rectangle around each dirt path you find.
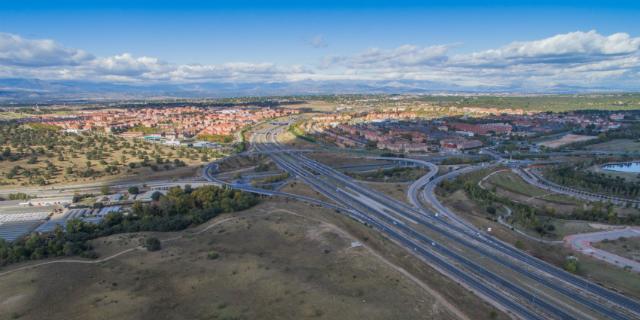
[0,212,269,278]
[0,206,469,320]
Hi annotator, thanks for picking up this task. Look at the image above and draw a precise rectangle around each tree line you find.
[544,164,640,199]
[0,185,258,266]
[439,171,640,233]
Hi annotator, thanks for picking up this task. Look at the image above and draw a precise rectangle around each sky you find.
[1,0,640,91]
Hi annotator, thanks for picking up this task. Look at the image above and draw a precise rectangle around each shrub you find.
[144,237,161,251]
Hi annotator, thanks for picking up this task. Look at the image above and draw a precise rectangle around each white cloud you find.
[92,53,171,77]
[0,30,639,90]
[324,44,451,68]
[169,63,310,82]
[452,30,640,66]
[0,33,93,67]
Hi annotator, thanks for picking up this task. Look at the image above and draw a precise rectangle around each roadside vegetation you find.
[440,155,492,165]
[0,185,258,266]
[439,173,559,237]
[346,167,427,182]
[543,163,640,199]
[288,121,315,142]
[440,168,640,239]
[251,172,290,186]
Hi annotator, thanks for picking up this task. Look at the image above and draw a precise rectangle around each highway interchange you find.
[3,119,639,320]
[220,122,640,320]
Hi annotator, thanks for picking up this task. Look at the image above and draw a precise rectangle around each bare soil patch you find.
[538,134,597,149]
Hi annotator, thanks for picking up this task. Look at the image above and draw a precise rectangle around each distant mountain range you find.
[0,78,621,103]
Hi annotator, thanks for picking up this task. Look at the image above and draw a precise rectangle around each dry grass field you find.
[593,237,640,263]
[0,129,211,188]
[360,181,410,203]
[0,198,507,320]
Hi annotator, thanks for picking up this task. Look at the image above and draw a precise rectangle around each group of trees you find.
[439,177,557,236]
[440,169,640,233]
[0,185,258,266]
[563,122,640,150]
[569,202,640,224]
[440,155,492,165]
[544,164,640,199]
[288,122,315,142]
[347,167,426,182]
[0,192,31,201]
[0,122,221,185]
[196,133,233,143]
[251,173,290,187]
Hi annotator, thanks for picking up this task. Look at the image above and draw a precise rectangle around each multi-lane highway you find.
[514,167,640,207]
[411,157,640,319]
[243,122,640,320]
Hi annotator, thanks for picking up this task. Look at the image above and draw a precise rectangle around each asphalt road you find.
[246,124,640,320]
[411,158,640,319]
[565,227,640,272]
[15,122,638,320]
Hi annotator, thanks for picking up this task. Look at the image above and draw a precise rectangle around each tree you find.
[151,191,162,201]
[100,185,111,195]
[128,186,140,195]
[144,237,161,251]
[564,256,579,274]
[0,184,258,267]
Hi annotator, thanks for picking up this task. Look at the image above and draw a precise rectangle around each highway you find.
[244,122,640,320]
[481,148,640,207]
[411,158,640,320]
[251,127,552,319]
[7,118,640,320]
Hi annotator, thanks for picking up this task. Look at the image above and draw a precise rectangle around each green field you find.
[585,139,640,152]
[412,94,640,111]
[486,171,579,205]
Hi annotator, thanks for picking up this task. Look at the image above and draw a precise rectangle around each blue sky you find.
[1,1,639,91]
